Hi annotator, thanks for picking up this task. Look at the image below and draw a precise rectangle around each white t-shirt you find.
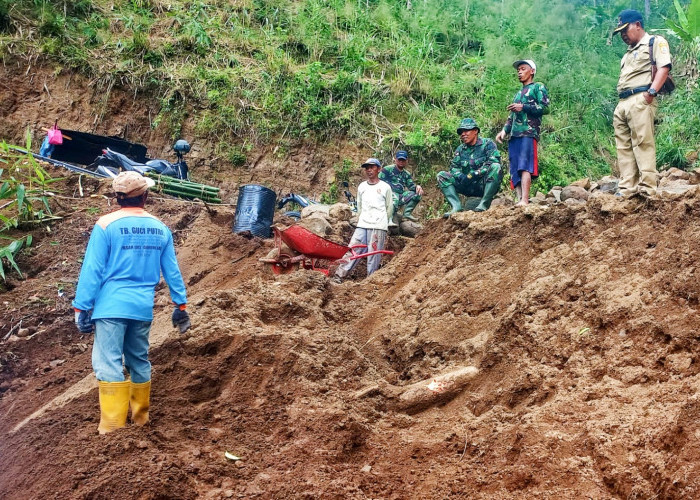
[357,180,393,231]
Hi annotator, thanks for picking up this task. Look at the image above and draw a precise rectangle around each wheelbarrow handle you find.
[348,246,394,260]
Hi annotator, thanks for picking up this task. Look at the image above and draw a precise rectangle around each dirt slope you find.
[2,166,700,498]
[0,63,386,210]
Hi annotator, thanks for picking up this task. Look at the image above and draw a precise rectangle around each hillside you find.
[1,0,698,202]
[2,167,700,497]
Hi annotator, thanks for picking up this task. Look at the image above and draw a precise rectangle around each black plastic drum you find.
[233,184,276,238]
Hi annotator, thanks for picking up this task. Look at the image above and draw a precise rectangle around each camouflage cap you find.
[457,118,479,134]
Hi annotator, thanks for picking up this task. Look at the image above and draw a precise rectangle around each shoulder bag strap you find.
[648,36,657,82]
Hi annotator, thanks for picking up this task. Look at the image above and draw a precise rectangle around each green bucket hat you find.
[457,118,479,135]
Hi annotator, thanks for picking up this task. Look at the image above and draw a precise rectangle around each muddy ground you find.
[3,62,700,499]
[3,162,700,498]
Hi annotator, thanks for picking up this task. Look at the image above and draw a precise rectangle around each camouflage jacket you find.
[449,138,501,177]
[503,82,550,140]
[379,164,417,194]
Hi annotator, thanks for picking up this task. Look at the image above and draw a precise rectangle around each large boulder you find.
[658,180,697,197]
[301,204,331,219]
[329,203,353,222]
[561,185,589,202]
[297,214,332,236]
[399,220,422,238]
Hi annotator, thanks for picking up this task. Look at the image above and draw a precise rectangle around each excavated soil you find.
[3,162,700,498]
[3,61,700,499]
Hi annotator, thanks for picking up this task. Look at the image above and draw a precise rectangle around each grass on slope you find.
[0,0,698,195]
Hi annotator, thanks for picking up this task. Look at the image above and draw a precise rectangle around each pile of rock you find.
[296,203,354,243]
[656,167,700,198]
[525,167,700,206]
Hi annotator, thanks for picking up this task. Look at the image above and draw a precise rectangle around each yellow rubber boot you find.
[130,380,151,426]
[97,380,130,434]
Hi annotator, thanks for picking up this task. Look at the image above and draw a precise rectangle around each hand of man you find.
[456,173,468,184]
[172,307,191,334]
[506,103,524,112]
[415,185,424,196]
[495,130,507,144]
[643,91,654,104]
[74,309,94,334]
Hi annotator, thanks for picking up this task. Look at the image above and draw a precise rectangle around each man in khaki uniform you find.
[613,9,671,197]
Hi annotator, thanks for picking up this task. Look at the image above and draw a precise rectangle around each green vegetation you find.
[0,137,60,279]
[0,0,698,197]
[321,158,353,204]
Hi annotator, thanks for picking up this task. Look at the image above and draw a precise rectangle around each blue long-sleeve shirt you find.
[72,207,187,321]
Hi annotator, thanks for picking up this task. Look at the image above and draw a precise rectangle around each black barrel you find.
[233,184,276,238]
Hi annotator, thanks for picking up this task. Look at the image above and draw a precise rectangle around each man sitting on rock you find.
[437,118,502,217]
[379,150,424,222]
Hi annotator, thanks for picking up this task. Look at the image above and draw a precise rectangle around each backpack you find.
[649,36,675,95]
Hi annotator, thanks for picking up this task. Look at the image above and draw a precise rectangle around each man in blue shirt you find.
[73,171,190,434]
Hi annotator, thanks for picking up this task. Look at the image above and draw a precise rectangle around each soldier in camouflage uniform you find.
[379,150,424,222]
[496,59,550,207]
[437,118,502,217]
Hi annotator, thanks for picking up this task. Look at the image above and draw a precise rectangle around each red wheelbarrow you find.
[259,225,393,276]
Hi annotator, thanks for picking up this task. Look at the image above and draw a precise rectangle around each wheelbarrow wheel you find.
[271,253,298,275]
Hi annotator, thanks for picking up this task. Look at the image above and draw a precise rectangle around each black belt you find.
[618,86,650,99]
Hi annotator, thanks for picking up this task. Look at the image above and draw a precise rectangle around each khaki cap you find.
[112,171,155,196]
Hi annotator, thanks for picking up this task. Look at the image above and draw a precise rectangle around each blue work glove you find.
[172,307,191,334]
[456,173,468,184]
[74,309,94,334]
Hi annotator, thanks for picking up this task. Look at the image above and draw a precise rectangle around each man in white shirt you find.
[333,158,393,282]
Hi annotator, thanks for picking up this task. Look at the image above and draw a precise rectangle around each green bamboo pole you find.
[159,188,221,203]
[158,185,218,197]
[146,173,219,191]
[154,176,219,193]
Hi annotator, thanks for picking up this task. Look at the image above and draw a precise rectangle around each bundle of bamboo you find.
[146,173,221,203]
